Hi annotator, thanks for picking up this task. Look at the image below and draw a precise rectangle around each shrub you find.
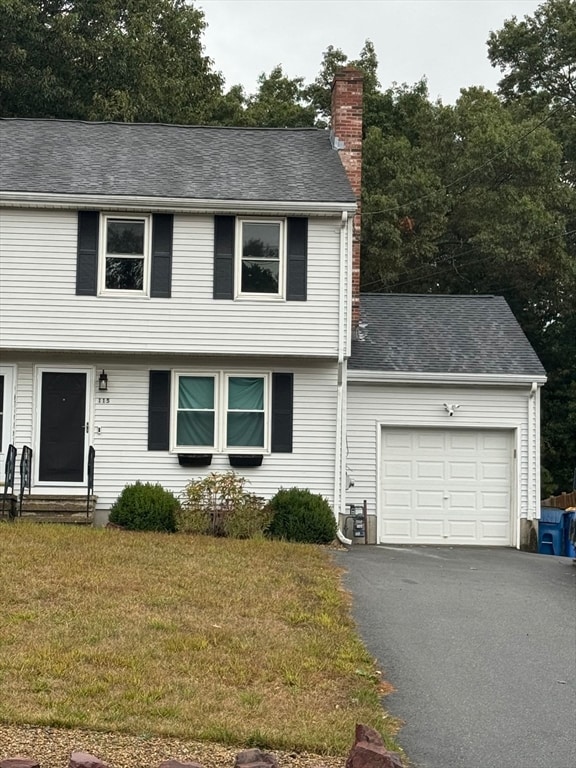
[108,481,179,532]
[178,472,271,538]
[267,487,337,544]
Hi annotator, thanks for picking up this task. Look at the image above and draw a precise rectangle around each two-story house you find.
[0,70,546,548]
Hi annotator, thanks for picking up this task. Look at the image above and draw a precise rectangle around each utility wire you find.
[360,105,564,219]
[361,226,576,292]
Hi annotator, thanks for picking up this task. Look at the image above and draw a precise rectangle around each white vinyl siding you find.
[4,355,339,514]
[346,382,538,545]
[0,209,343,357]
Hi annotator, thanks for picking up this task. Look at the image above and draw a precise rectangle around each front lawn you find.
[0,525,399,754]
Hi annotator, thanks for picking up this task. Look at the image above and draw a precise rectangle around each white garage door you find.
[380,428,513,545]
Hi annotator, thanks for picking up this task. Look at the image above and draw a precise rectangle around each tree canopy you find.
[0,0,223,122]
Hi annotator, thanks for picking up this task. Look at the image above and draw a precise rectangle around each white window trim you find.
[98,213,151,297]
[171,371,270,454]
[0,365,15,468]
[235,218,286,300]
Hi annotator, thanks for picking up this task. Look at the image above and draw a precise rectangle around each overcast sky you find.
[199,0,542,103]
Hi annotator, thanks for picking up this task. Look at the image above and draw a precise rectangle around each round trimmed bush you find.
[267,487,337,544]
[108,481,179,532]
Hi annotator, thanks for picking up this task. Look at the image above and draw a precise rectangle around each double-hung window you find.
[176,375,217,450]
[237,220,284,297]
[173,373,268,453]
[226,376,266,448]
[99,215,151,294]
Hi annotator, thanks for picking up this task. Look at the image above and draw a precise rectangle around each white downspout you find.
[535,383,541,520]
[335,211,352,545]
[523,381,538,549]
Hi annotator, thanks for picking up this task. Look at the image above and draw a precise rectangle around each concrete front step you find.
[12,494,97,524]
[19,494,96,512]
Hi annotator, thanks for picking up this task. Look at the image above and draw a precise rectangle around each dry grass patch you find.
[0,525,399,754]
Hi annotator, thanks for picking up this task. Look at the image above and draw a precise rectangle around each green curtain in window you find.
[227,377,264,447]
[177,377,215,446]
[227,413,264,447]
[228,377,263,410]
[179,377,214,409]
[177,412,214,446]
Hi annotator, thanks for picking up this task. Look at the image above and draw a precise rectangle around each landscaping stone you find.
[1,723,405,768]
[234,750,279,768]
[353,726,384,747]
[0,760,41,768]
[345,741,403,768]
[158,762,205,768]
[69,752,110,768]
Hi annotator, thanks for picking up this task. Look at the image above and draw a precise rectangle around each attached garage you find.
[380,427,513,545]
[346,294,546,549]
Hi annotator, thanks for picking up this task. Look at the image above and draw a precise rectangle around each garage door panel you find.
[384,490,412,507]
[383,432,413,449]
[380,428,512,546]
[448,461,477,480]
[481,463,509,481]
[449,433,477,450]
[446,520,478,540]
[481,491,509,511]
[481,433,510,451]
[417,433,445,449]
[415,490,444,509]
[416,461,444,478]
[415,519,444,539]
[480,521,509,542]
[383,461,412,479]
[447,492,477,510]
[382,519,412,539]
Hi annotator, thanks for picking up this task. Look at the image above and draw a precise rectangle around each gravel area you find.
[0,725,345,768]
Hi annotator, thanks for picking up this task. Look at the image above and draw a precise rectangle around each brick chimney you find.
[331,67,363,332]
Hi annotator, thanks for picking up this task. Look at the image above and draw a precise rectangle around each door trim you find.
[33,366,94,486]
[0,364,16,468]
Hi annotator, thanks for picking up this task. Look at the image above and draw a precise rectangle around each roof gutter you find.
[347,370,547,386]
[0,191,357,217]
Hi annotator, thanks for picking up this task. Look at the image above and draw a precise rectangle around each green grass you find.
[0,524,400,754]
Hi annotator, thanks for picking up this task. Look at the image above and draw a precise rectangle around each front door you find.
[39,371,88,483]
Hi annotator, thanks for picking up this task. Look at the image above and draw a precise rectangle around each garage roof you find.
[350,294,546,376]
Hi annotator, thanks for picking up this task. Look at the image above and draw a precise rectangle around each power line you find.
[361,226,576,292]
[360,105,563,219]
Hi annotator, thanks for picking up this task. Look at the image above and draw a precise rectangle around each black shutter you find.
[271,372,293,453]
[151,214,173,298]
[76,211,99,295]
[148,371,171,450]
[286,217,307,301]
[213,215,235,299]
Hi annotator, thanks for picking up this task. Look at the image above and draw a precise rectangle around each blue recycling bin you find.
[564,511,576,558]
[538,507,567,556]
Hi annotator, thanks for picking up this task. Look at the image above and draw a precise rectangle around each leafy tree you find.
[488,0,576,491]
[242,65,315,127]
[0,0,223,122]
[487,0,576,109]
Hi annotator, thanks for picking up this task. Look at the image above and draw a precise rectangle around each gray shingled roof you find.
[350,294,545,376]
[0,119,355,203]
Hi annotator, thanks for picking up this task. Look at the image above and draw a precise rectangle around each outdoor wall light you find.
[98,370,108,392]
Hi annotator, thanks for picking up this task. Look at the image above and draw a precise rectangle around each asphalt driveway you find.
[333,546,576,768]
